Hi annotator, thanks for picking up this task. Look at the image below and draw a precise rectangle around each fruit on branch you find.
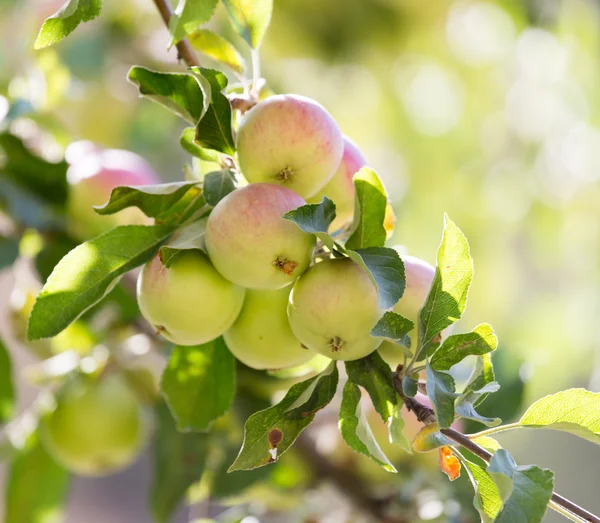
[224,287,314,370]
[236,94,344,198]
[308,136,367,231]
[378,254,451,367]
[66,141,159,239]
[39,374,149,476]
[287,258,383,361]
[137,250,245,345]
[205,183,316,290]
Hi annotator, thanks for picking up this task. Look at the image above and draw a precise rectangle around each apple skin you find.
[308,137,367,232]
[205,184,316,290]
[236,94,344,199]
[223,287,314,370]
[378,254,453,367]
[287,258,383,361]
[137,250,245,346]
[66,141,159,239]
[39,374,149,477]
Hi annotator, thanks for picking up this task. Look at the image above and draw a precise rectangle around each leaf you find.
[192,68,236,155]
[189,29,245,73]
[228,362,338,471]
[345,246,405,309]
[28,225,174,340]
[339,381,396,472]
[426,362,459,429]
[0,237,19,271]
[345,352,397,423]
[179,127,220,162]
[419,215,473,354]
[402,376,418,398]
[5,434,70,522]
[283,197,336,250]
[487,449,554,523]
[0,338,15,423]
[371,311,414,351]
[519,388,600,445]
[95,182,200,217]
[412,423,454,452]
[169,0,218,44]
[222,0,273,49]
[455,383,501,427]
[464,353,496,396]
[345,167,388,250]
[34,0,101,49]
[128,67,206,124]
[473,436,502,453]
[159,219,207,268]
[460,455,502,522]
[439,446,461,481]
[430,323,498,371]
[389,401,412,453]
[203,170,236,206]
[161,338,236,432]
[151,402,209,523]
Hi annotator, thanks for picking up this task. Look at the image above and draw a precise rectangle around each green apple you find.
[236,94,344,198]
[287,258,382,361]
[39,374,149,476]
[205,184,316,290]
[137,250,245,345]
[224,287,314,370]
[308,137,367,232]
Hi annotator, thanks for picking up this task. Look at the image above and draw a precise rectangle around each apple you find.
[236,94,344,198]
[287,258,382,361]
[224,286,314,370]
[205,184,316,290]
[137,250,245,345]
[66,141,159,239]
[39,374,149,476]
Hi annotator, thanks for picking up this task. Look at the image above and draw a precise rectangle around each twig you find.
[151,0,200,67]
[394,377,600,523]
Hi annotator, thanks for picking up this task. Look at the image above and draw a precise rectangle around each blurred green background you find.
[1,0,599,521]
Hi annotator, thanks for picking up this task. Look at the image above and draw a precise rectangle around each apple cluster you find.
[136,95,439,369]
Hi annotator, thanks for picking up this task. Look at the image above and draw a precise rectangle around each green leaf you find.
[180,127,220,162]
[161,338,236,432]
[345,352,397,423]
[128,67,206,124]
[0,132,68,206]
[430,323,497,371]
[189,29,245,73]
[339,381,396,472]
[0,338,15,424]
[192,68,236,155]
[345,246,405,309]
[455,383,501,427]
[419,215,473,354]
[159,219,207,268]
[519,388,600,445]
[228,362,338,471]
[425,362,458,429]
[345,167,388,251]
[169,0,218,45]
[28,225,174,340]
[5,433,70,522]
[371,311,414,351]
[151,402,209,523]
[34,0,101,49]
[412,423,453,452]
[0,237,19,270]
[203,170,236,207]
[389,400,412,453]
[464,353,496,401]
[283,197,336,250]
[402,376,418,398]
[460,456,501,522]
[95,182,200,217]
[487,449,554,523]
[222,0,273,49]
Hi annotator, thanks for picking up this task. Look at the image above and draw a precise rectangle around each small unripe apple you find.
[378,254,452,367]
[287,258,383,361]
[39,374,149,476]
[224,287,314,370]
[236,94,344,198]
[66,141,159,239]
[308,137,367,232]
[205,184,316,290]
[137,250,245,345]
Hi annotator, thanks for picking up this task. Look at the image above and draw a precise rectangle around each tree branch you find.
[394,375,600,523]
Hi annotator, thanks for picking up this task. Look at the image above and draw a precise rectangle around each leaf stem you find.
[467,422,522,439]
[549,501,590,523]
[251,48,261,97]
